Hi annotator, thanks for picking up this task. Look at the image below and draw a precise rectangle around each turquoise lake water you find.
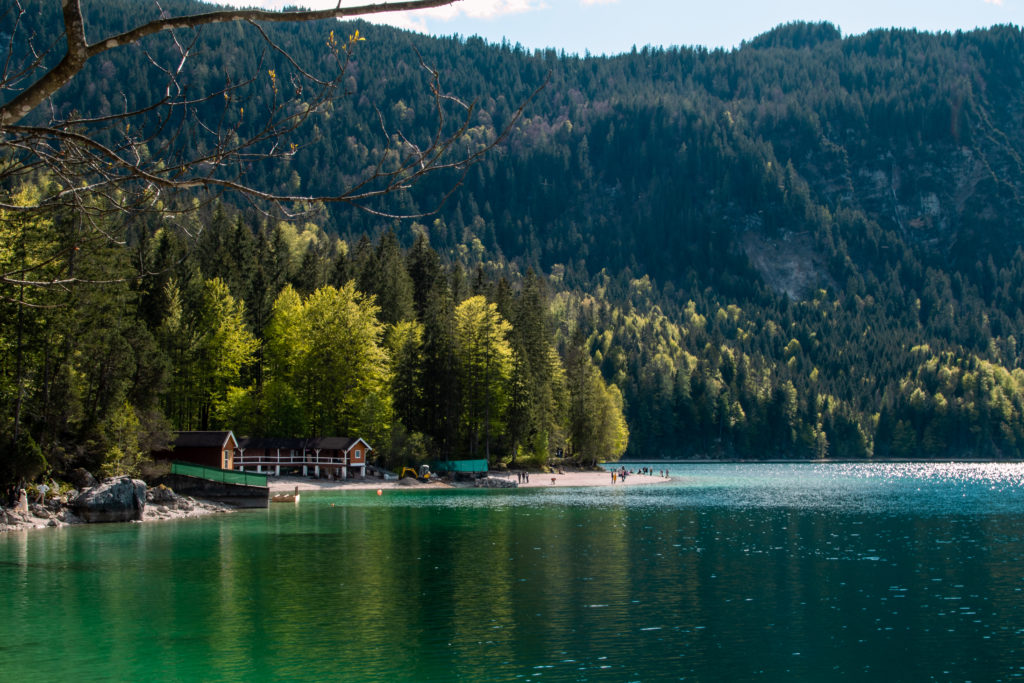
[4,462,1024,681]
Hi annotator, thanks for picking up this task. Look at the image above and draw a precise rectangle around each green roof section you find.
[171,461,268,488]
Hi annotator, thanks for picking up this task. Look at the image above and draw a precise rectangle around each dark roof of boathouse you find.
[236,436,369,452]
[237,436,304,450]
[308,436,360,451]
[172,431,236,449]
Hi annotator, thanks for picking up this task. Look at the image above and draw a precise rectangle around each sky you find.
[230,0,1024,55]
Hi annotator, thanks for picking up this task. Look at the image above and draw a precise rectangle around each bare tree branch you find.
[0,0,459,126]
[0,0,544,292]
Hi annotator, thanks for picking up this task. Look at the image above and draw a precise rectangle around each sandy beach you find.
[267,469,672,492]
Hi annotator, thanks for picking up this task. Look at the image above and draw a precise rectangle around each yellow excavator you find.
[399,465,431,481]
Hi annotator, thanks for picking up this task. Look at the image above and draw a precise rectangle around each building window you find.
[223,450,231,468]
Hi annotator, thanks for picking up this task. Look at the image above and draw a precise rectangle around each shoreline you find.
[267,470,672,492]
[618,458,1024,464]
[3,469,671,533]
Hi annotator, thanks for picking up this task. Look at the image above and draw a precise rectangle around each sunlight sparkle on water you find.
[5,462,1024,681]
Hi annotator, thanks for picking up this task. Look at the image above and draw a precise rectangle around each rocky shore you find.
[1,475,233,533]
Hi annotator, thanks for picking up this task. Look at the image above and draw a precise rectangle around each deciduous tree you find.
[454,295,512,462]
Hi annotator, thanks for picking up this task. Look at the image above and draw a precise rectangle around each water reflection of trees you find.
[11,495,1020,680]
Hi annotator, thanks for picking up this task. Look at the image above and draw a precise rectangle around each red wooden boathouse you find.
[234,436,371,479]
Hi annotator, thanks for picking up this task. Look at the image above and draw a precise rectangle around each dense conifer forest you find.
[4,1,1024,486]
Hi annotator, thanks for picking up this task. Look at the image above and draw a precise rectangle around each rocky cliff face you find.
[740,224,833,300]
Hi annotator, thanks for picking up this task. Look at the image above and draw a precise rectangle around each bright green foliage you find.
[574,363,629,466]
[250,283,392,440]
[876,354,1024,458]
[158,279,195,428]
[255,285,307,436]
[454,295,513,462]
[299,283,391,438]
[160,277,257,431]
[198,278,260,426]
[565,329,628,466]
[263,285,305,385]
[97,402,145,478]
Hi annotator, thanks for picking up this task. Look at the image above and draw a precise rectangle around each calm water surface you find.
[3,462,1024,681]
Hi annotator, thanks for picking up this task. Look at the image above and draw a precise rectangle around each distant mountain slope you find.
[23,2,1024,458]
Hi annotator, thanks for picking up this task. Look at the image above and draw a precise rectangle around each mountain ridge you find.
[6,2,1024,462]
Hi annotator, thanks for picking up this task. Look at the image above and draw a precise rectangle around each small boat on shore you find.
[271,486,300,503]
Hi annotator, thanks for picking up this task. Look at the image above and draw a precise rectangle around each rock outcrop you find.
[71,476,146,523]
[2,477,233,532]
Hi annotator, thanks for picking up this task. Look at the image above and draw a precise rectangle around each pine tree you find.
[371,230,415,325]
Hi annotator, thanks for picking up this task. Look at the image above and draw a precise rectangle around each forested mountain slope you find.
[6,1,1024,469]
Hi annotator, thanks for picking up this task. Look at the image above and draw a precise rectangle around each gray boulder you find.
[72,476,146,523]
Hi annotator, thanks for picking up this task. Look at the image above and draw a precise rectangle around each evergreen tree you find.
[369,230,415,325]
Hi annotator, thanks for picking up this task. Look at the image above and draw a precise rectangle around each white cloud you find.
[459,0,548,19]
[391,0,547,22]
[983,0,1004,5]
[344,0,547,33]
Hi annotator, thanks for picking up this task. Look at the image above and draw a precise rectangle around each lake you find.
[3,462,1024,681]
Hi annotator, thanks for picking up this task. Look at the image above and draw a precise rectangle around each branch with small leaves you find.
[0,0,542,292]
